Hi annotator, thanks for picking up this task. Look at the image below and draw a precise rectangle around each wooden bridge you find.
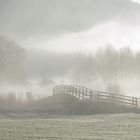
[53,85,139,108]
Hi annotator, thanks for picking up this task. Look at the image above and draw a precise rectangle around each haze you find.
[0,0,140,97]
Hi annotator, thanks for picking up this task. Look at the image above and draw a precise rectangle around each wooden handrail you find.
[53,85,139,107]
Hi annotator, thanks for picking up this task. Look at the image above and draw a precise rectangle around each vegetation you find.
[73,46,140,92]
[0,93,138,115]
[0,36,26,84]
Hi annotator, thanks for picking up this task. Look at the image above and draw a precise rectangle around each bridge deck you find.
[53,85,140,108]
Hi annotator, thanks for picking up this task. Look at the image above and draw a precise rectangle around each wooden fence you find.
[53,85,139,108]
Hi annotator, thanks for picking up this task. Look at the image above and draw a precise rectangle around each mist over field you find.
[0,0,140,102]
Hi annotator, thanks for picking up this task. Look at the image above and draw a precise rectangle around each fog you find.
[1,0,139,37]
[0,0,140,99]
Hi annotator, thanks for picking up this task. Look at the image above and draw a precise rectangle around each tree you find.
[95,45,119,80]
[118,47,134,76]
[135,51,140,75]
[72,53,96,84]
[0,36,26,84]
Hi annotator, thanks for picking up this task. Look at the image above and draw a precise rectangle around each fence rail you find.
[53,85,139,107]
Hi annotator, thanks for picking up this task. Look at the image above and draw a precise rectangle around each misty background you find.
[1,0,140,98]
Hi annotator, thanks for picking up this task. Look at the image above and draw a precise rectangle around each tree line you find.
[73,45,140,92]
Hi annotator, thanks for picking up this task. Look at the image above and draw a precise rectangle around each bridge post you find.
[135,98,138,107]
[53,88,55,95]
[132,97,135,106]
[97,93,100,102]
[82,87,85,100]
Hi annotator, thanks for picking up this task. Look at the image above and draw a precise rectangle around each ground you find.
[0,113,140,140]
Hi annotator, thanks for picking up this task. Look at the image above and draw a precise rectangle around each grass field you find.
[0,113,140,140]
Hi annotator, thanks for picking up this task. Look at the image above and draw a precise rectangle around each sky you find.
[24,0,140,54]
[0,0,140,54]
[131,0,140,4]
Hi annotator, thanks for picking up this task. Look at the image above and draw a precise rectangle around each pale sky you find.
[19,0,140,54]
[23,19,140,54]
[131,0,140,4]
[0,0,140,54]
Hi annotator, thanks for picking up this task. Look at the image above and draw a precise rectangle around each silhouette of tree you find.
[0,36,26,84]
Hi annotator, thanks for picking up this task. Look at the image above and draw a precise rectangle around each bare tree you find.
[0,36,26,84]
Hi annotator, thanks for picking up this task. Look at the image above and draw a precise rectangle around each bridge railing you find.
[53,85,139,107]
